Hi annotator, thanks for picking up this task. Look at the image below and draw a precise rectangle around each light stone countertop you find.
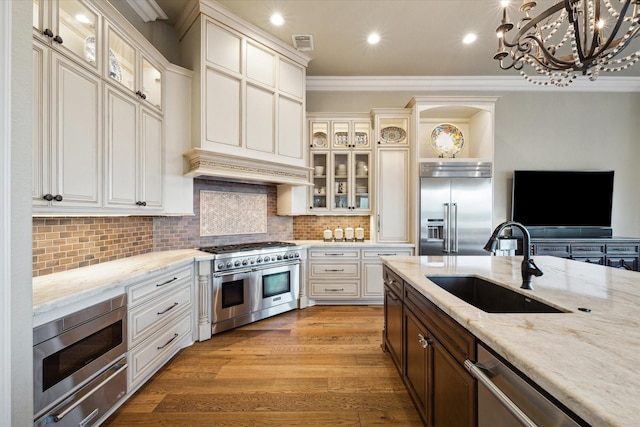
[33,249,213,326]
[381,255,640,427]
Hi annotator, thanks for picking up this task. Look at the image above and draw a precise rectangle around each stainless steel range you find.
[199,241,301,334]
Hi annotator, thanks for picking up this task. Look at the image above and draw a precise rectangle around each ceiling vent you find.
[292,35,314,51]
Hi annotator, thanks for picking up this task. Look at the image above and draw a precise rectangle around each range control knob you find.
[283,254,289,260]
[226,261,233,268]
[256,257,263,263]
[250,259,255,264]
[264,256,270,262]
[234,260,241,267]
[217,262,225,270]
[294,253,300,258]
[277,254,283,260]
[242,259,248,266]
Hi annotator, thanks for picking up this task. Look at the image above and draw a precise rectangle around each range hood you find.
[184,149,312,186]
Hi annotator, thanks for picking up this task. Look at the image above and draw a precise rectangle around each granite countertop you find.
[33,249,213,325]
[381,255,640,427]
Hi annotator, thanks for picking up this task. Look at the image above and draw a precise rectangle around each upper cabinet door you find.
[107,26,135,93]
[34,0,101,74]
[141,56,163,111]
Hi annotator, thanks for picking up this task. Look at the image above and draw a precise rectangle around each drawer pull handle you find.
[378,253,398,256]
[324,253,345,256]
[157,333,179,350]
[157,302,179,315]
[157,277,178,287]
[387,291,399,301]
[324,269,345,272]
[325,288,345,292]
[418,333,430,348]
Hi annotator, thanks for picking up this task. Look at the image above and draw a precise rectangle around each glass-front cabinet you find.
[331,120,371,149]
[333,152,371,211]
[33,0,100,74]
[374,114,409,145]
[107,25,163,111]
[311,152,329,211]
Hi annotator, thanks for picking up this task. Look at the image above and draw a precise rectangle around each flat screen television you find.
[511,170,614,228]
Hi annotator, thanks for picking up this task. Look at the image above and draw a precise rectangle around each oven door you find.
[212,269,252,324]
[252,262,300,311]
[33,300,127,418]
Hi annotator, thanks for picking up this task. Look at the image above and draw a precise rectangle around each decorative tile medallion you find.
[200,190,267,236]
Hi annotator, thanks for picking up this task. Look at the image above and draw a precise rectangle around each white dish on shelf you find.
[430,123,464,157]
[312,132,328,147]
[380,126,406,143]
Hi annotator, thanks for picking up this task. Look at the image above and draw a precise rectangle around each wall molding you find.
[306,75,640,93]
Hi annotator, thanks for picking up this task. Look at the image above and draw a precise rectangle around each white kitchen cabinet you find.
[307,114,372,215]
[104,85,163,211]
[105,23,163,112]
[127,264,195,391]
[372,109,412,243]
[179,7,310,184]
[361,248,414,298]
[33,40,102,209]
[33,0,101,75]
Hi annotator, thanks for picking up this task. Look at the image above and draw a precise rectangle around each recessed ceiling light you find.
[367,33,381,45]
[463,33,477,44]
[270,13,284,26]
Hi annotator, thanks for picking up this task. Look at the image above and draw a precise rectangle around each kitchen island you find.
[381,255,640,427]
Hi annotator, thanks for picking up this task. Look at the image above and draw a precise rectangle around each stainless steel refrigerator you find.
[419,162,492,255]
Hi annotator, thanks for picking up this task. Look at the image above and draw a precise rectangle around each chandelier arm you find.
[594,0,635,57]
[501,2,566,49]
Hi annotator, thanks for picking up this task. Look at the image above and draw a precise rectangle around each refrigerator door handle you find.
[444,203,450,253]
[452,202,458,253]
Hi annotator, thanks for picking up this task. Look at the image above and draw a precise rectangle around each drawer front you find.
[309,281,360,298]
[128,264,194,306]
[606,244,640,255]
[128,283,193,347]
[309,262,359,278]
[383,266,403,298]
[404,285,475,365]
[362,248,413,259]
[571,244,605,254]
[533,244,571,256]
[128,310,192,388]
[309,249,360,259]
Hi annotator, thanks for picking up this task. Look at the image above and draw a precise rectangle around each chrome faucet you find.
[484,221,543,290]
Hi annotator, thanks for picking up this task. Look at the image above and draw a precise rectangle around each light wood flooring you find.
[103,305,423,426]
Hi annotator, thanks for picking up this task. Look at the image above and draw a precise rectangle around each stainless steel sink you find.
[426,276,566,313]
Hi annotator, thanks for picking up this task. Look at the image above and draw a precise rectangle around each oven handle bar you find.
[52,359,128,422]
[252,260,300,271]
[464,359,538,427]
[213,268,253,278]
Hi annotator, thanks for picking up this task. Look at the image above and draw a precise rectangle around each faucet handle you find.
[526,259,544,277]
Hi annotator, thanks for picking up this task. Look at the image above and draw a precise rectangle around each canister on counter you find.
[334,226,344,241]
[345,225,354,241]
[355,225,365,242]
[323,228,333,242]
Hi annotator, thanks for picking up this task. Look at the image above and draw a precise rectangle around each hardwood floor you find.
[103,305,423,426]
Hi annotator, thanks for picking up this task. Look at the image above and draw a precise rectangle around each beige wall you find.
[307,90,640,238]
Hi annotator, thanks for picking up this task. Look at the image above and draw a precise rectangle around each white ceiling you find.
[154,0,640,79]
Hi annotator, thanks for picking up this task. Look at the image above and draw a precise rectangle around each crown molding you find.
[306,75,640,92]
[124,0,168,22]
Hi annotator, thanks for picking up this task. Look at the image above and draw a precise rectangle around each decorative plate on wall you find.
[380,126,406,143]
[430,123,464,157]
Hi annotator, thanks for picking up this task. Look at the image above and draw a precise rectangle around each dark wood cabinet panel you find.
[384,285,403,373]
[404,308,431,424]
[432,340,475,427]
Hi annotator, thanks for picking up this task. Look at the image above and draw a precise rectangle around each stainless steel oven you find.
[33,295,128,426]
[201,242,301,335]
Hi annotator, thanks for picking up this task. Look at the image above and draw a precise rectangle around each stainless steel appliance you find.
[465,343,585,427]
[200,242,301,334]
[33,295,128,426]
[420,162,492,255]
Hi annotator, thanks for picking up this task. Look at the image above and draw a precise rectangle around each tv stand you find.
[529,237,640,272]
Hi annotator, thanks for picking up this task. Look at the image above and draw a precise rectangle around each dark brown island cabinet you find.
[383,266,476,427]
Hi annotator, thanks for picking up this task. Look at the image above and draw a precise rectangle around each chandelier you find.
[495,0,640,86]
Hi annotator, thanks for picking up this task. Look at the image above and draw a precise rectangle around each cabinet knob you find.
[43,193,53,201]
[43,28,54,38]
[53,35,63,44]
[53,194,63,202]
[418,333,430,348]
[136,201,147,206]
[135,90,147,99]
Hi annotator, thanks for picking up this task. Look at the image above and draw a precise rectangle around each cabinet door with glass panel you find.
[106,23,163,112]
[375,115,409,146]
[310,151,329,212]
[332,151,371,213]
[33,0,101,75]
[331,120,371,149]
